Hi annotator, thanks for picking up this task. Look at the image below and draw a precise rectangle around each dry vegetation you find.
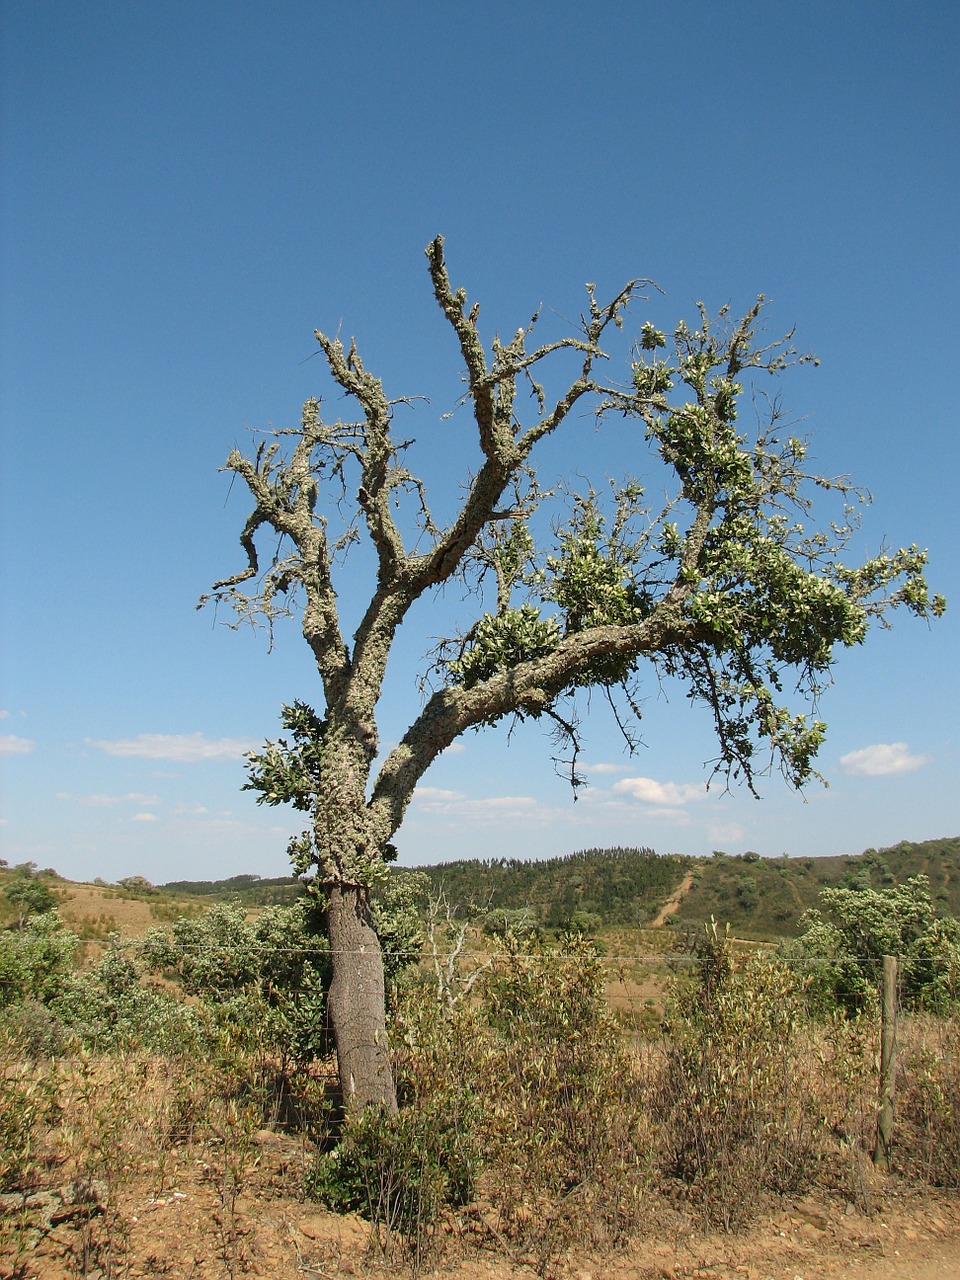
[2,866,959,1279]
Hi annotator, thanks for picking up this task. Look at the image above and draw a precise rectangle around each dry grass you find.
[57,885,165,939]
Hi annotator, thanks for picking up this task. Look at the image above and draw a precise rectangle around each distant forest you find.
[160,836,960,941]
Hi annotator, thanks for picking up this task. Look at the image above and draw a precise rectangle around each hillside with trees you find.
[25,833,942,943]
[414,836,960,939]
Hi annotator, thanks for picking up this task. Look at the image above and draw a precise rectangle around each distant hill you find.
[27,834,948,943]
[672,836,960,938]
[159,873,301,906]
[415,836,960,939]
[418,846,688,930]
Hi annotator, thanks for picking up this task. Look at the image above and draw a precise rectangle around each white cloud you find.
[414,787,466,806]
[640,806,695,825]
[131,812,159,823]
[0,734,36,756]
[707,821,747,846]
[86,733,257,762]
[411,787,557,828]
[58,792,161,808]
[612,776,707,806]
[839,742,929,778]
[0,710,8,719]
[579,761,633,776]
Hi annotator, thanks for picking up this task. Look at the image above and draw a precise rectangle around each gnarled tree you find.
[205,236,944,1113]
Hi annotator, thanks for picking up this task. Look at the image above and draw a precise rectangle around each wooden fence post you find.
[874,953,898,1171]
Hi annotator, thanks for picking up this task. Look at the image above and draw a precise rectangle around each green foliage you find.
[307,984,484,1261]
[2,869,58,927]
[0,912,201,1055]
[55,935,203,1054]
[541,487,653,684]
[115,875,156,896]
[479,905,540,941]
[614,302,945,791]
[793,875,960,1013]
[449,604,560,691]
[0,911,78,1008]
[243,700,328,817]
[477,935,651,1255]
[307,935,650,1261]
[142,898,333,1062]
[306,1103,475,1262]
[158,872,301,906]
[421,845,686,930]
[371,870,429,996]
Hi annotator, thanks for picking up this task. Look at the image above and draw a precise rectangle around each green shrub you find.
[793,876,960,1014]
[0,912,79,1008]
[307,984,484,1260]
[306,1101,474,1262]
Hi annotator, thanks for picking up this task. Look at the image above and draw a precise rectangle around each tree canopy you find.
[206,237,944,1110]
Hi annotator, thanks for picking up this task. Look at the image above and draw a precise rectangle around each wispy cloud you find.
[0,734,36,756]
[612,776,707,806]
[579,761,633,776]
[131,812,159,823]
[411,787,558,827]
[86,733,257,762]
[707,821,747,846]
[839,742,930,777]
[57,792,161,808]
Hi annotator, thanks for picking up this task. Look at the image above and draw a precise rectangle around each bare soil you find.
[6,1129,958,1280]
[651,872,696,929]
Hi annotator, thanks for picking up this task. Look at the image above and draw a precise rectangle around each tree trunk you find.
[326,882,398,1115]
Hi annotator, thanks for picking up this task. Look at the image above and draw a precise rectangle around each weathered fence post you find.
[874,953,898,1171]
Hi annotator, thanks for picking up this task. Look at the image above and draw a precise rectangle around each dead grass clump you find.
[654,922,873,1229]
[895,1011,960,1188]
[476,937,653,1264]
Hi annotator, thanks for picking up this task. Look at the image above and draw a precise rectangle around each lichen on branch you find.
[205,237,944,884]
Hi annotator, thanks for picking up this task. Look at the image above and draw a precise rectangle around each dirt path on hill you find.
[651,869,695,927]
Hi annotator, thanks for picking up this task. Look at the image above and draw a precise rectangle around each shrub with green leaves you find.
[54,934,203,1053]
[0,911,78,1009]
[307,983,484,1260]
[793,875,960,1013]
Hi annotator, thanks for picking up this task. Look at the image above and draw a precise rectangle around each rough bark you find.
[326,882,397,1115]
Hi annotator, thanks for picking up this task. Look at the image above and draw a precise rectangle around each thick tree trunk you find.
[326,882,398,1115]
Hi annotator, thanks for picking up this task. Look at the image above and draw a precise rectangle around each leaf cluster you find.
[793,875,960,1013]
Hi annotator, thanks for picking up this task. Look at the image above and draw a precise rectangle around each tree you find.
[795,876,960,1013]
[205,236,944,1113]
[3,869,58,929]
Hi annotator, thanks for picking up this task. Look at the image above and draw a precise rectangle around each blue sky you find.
[1,2,957,885]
